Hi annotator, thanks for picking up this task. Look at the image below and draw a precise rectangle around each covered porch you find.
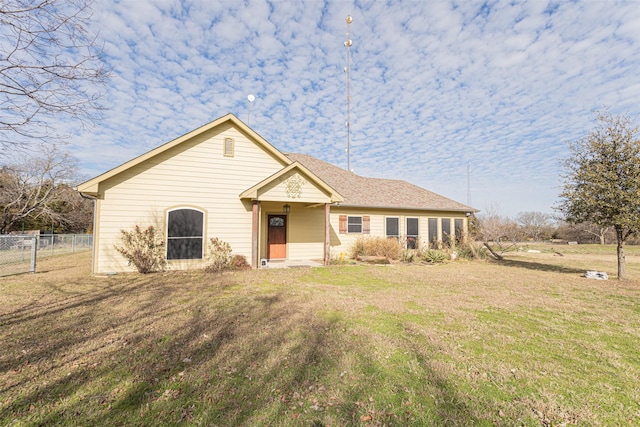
[239,162,344,268]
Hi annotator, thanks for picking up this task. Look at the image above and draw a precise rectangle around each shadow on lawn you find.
[495,258,587,276]
[1,272,491,426]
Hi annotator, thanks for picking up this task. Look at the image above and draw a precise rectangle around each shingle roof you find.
[286,153,476,212]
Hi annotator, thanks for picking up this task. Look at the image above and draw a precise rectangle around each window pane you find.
[348,216,362,233]
[455,219,463,239]
[168,209,203,237]
[269,216,285,227]
[406,218,418,236]
[428,218,438,246]
[167,238,203,260]
[386,217,399,237]
[442,218,451,243]
[167,208,204,260]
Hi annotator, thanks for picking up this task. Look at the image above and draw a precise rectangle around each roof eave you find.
[333,203,478,213]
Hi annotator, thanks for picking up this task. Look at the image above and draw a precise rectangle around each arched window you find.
[167,208,204,260]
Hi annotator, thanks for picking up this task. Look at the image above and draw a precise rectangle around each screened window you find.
[348,216,362,233]
[442,218,451,244]
[455,218,464,243]
[428,218,438,247]
[386,217,399,239]
[406,217,419,249]
[167,208,204,260]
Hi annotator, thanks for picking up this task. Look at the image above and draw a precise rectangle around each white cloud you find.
[57,0,640,217]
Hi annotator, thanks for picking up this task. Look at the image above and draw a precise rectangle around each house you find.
[78,113,476,274]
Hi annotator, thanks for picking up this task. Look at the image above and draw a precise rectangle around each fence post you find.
[30,236,37,273]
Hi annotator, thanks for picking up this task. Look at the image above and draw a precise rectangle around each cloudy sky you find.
[69,0,640,217]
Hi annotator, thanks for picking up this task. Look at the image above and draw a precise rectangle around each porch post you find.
[252,200,260,268]
[324,203,330,265]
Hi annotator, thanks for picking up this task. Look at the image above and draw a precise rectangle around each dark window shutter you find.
[363,216,370,234]
[339,215,347,234]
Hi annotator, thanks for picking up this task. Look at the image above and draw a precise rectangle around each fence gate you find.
[0,235,37,277]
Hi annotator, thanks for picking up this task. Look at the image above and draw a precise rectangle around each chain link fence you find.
[0,234,93,277]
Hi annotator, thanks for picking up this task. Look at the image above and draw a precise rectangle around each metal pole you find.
[30,236,37,273]
[345,15,353,172]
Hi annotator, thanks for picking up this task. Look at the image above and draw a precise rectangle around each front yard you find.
[1,246,639,426]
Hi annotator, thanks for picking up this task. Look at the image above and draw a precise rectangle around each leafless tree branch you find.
[0,144,79,233]
[0,0,108,152]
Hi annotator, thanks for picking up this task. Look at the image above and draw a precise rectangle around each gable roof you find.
[239,161,344,203]
[77,113,292,196]
[286,153,476,213]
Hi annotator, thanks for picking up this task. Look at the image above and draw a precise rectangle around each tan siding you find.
[94,125,286,273]
[287,205,325,260]
[329,208,470,258]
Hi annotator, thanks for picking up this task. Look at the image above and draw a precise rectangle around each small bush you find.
[424,249,447,264]
[349,236,402,260]
[115,225,167,274]
[456,242,490,260]
[401,249,418,263]
[205,237,232,273]
[229,254,251,271]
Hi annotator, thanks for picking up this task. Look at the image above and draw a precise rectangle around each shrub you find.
[114,225,167,274]
[229,254,251,271]
[456,241,490,260]
[423,249,447,264]
[348,236,402,260]
[205,237,232,273]
[401,249,418,263]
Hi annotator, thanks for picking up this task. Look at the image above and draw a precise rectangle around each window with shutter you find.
[348,216,362,233]
[339,215,347,234]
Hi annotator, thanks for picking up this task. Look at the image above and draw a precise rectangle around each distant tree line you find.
[473,207,624,246]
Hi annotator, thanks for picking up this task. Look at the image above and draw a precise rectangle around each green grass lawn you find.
[1,245,639,426]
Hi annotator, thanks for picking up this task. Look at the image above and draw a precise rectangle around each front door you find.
[268,215,287,259]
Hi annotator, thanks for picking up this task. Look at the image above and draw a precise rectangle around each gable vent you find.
[224,138,234,157]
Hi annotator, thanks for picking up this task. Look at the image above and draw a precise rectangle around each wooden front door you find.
[268,215,287,259]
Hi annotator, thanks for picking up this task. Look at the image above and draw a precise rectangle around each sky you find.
[65,0,640,217]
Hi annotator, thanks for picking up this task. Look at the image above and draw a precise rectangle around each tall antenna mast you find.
[247,94,255,125]
[344,15,353,172]
[467,163,471,205]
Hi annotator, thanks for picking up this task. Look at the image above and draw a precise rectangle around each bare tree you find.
[0,145,79,233]
[19,183,94,233]
[476,203,520,260]
[0,0,107,150]
[574,222,611,245]
[516,211,553,241]
[53,185,94,233]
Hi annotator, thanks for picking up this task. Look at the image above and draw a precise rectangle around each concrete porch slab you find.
[261,259,324,269]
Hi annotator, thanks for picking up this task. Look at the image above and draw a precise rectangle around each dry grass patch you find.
[1,248,639,426]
